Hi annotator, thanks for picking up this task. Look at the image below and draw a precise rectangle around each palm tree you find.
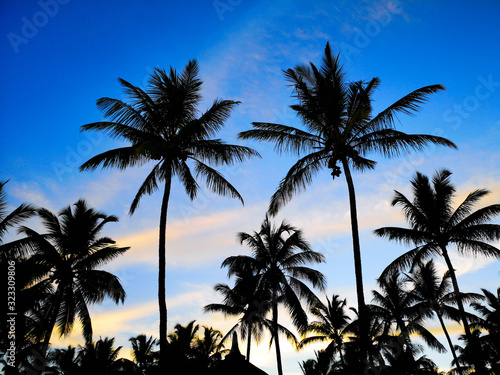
[45,346,80,375]
[372,271,445,355]
[80,60,259,369]
[222,216,326,375]
[374,169,500,373]
[78,337,124,375]
[129,334,158,374]
[299,349,337,375]
[204,266,270,362]
[167,320,205,373]
[407,260,483,372]
[0,180,36,251]
[238,42,456,360]
[16,199,128,355]
[299,294,350,367]
[195,326,228,370]
[471,288,500,372]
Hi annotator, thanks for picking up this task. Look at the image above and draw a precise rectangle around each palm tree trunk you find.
[337,338,345,368]
[440,246,487,374]
[158,172,172,372]
[41,287,64,356]
[246,323,252,362]
[435,309,462,374]
[341,160,369,366]
[273,293,283,375]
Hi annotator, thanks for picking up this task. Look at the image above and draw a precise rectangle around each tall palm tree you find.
[407,260,483,371]
[374,169,500,373]
[222,216,326,375]
[238,42,456,360]
[80,61,259,369]
[16,199,128,355]
[299,294,350,367]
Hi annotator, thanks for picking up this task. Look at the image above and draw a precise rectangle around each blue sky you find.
[1,1,499,373]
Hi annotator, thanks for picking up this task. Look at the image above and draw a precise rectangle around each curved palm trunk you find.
[434,309,462,374]
[440,246,486,374]
[272,292,283,375]
[341,160,369,366]
[158,172,172,371]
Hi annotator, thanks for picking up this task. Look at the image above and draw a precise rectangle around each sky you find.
[1,0,499,373]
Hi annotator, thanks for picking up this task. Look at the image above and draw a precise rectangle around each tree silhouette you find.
[80,60,259,370]
[407,260,483,371]
[77,337,124,375]
[204,265,270,362]
[129,334,158,374]
[374,169,500,373]
[0,181,36,251]
[15,200,128,356]
[222,216,326,375]
[299,294,350,367]
[239,42,456,361]
[471,287,500,372]
[0,181,39,372]
[372,271,445,355]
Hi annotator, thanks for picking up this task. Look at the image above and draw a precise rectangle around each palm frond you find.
[268,151,327,215]
[368,84,446,130]
[79,146,151,172]
[193,160,244,204]
[239,122,319,155]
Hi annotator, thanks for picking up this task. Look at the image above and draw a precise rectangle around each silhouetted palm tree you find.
[343,305,389,372]
[167,320,206,374]
[471,287,500,372]
[299,294,350,367]
[45,346,80,375]
[0,180,36,252]
[374,169,500,373]
[407,260,483,372]
[238,42,456,360]
[204,266,270,362]
[0,182,39,374]
[196,326,228,370]
[222,216,326,375]
[129,334,158,374]
[80,60,259,369]
[372,271,445,354]
[16,200,128,355]
[78,337,124,375]
[299,349,337,375]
